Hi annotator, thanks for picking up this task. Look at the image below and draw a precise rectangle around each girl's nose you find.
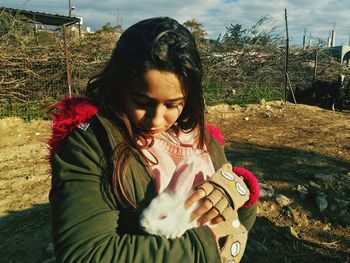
[148,105,165,128]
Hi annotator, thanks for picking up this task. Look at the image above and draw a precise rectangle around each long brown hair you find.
[86,17,207,209]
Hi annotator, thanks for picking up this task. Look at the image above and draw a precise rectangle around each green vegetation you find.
[204,82,283,106]
[0,99,54,121]
[233,85,283,105]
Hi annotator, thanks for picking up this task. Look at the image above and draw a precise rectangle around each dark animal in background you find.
[313,74,345,111]
[294,85,318,105]
[295,75,349,111]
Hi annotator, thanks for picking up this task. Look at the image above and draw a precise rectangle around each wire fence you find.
[0,45,67,119]
[0,8,117,120]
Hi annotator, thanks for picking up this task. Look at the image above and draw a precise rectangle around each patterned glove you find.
[198,163,250,211]
[198,163,250,263]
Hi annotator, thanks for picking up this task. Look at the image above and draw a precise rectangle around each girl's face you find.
[124,69,185,137]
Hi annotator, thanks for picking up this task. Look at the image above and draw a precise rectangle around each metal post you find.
[63,25,72,97]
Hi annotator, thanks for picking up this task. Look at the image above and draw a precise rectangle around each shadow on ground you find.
[243,216,349,263]
[227,141,350,262]
[0,203,52,263]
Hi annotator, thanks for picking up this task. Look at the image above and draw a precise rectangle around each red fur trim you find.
[48,97,99,159]
[206,124,224,145]
[233,167,260,208]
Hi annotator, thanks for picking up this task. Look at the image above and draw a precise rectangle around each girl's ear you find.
[165,161,195,197]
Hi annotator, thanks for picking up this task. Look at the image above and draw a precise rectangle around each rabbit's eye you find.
[159,215,167,220]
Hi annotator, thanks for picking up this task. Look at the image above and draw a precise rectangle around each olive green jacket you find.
[50,114,257,263]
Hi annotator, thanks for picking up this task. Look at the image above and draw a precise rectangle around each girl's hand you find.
[185,163,257,226]
[184,188,225,225]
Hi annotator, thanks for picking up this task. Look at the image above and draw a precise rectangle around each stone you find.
[275,194,292,207]
[315,195,328,212]
[45,243,54,255]
[289,226,299,239]
[260,98,266,107]
[295,184,308,198]
[259,183,274,198]
[314,173,333,183]
[308,180,321,189]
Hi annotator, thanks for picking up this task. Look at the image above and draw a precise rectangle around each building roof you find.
[1,7,80,26]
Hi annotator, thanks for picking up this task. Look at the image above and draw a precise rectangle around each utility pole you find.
[284,8,289,103]
[313,50,318,81]
[68,0,72,17]
[303,28,306,49]
[330,21,336,47]
[63,25,72,97]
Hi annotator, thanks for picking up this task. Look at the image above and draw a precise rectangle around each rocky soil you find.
[0,101,349,262]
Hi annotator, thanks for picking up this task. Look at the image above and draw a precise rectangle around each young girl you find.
[49,17,259,262]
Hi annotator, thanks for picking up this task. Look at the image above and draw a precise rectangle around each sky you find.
[1,0,350,46]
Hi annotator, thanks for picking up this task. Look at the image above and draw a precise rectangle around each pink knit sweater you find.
[142,129,215,194]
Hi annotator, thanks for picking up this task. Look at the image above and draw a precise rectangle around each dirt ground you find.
[0,101,349,263]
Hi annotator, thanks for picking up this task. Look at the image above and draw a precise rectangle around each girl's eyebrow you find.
[131,92,185,102]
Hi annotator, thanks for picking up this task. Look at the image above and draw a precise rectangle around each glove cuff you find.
[208,163,250,210]
[233,167,260,208]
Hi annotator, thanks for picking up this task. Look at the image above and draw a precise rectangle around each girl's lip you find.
[148,129,163,134]
[138,127,163,134]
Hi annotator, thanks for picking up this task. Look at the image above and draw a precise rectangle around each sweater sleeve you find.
[49,121,221,263]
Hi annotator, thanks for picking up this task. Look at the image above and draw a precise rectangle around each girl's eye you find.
[132,96,183,110]
[165,104,179,109]
[133,99,153,108]
[165,101,184,109]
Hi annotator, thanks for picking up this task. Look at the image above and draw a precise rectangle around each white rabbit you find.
[140,161,202,239]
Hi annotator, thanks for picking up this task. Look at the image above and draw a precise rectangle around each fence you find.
[0,45,67,119]
[0,8,113,120]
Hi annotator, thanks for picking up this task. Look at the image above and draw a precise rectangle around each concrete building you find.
[329,45,350,65]
[326,30,350,65]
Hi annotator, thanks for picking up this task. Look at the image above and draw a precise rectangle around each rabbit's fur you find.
[140,162,200,239]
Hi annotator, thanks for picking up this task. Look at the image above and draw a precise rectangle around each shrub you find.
[203,82,283,106]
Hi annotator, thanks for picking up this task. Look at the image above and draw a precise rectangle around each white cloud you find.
[2,0,350,46]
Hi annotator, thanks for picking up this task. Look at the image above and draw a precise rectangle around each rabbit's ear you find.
[165,161,195,197]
